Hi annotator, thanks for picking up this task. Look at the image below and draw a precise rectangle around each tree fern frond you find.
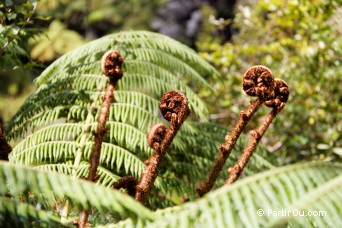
[89,163,342,227]
[124,48,213,90]
[114,91,159,115]
[35,31,219,86]
[9,76,98,124]
[8,85,205,141]
[0,161,154,221]
[36,161,121,187]
[84,143,145,178]
[8,107,70,140]
[10,121,153,157]
[0,196,66,228]
[106,121,152,154]
[11,140,145,176]
[118,74,208,119]
[268,173,342,227]
[108,103,160,130]
[113,31,220,79]
[12,141,173,197]
[11,141,77,165]
[141,162,342,227]
[11,124,86,154]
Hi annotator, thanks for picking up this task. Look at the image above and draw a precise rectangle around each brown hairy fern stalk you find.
[197,65,289,197]
[78,50,124,228]
[226,77,289,185]
[112,90,190,205]
[135,90,190,204]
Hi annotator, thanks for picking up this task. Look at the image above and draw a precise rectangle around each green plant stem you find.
[196,98,264,197]
[225,108,278,185]
[60,200,69,223]
[72,77,106,177]
[61,77,106,223]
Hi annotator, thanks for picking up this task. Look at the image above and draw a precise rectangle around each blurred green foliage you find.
[29,20,85,62]
[36,0,164,41]
[197,0,342,163]
[0,1,43,120]
[0,0,164,120]
[0,0,41,76]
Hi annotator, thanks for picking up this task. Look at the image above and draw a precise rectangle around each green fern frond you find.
[118,74,208,119]
[268,173,342,227]
[84,143,145,177]
[11,124,86,153]
[35,31,219,86]
[114,91,159,115]
[0,196,66,228]
[0,161,154,222]
[11,140,145,176]
[9,107,71,139]
[11,141,77,165]
[113,32,220,79]
[110,162,342,227]
[148,162,342,227]
[108,103,160,131]
[36,161,121,187]
[106,121,151,153]
[8,78,206,140]
[124,48,213,90]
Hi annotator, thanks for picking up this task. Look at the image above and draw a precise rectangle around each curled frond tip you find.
[101,50,124,79]
[243,65,275,99]
[264,78,289,111]
[159,90,190,123]
[147,123,167,149]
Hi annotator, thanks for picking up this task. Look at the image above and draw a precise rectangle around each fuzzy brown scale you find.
[0,134,11,160]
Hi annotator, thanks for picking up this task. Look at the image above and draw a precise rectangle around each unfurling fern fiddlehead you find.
[226,78,289,185]
[87,50,124,183]
[135,90,190,204]
[197,65,289,197]
[197,65,275,197]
